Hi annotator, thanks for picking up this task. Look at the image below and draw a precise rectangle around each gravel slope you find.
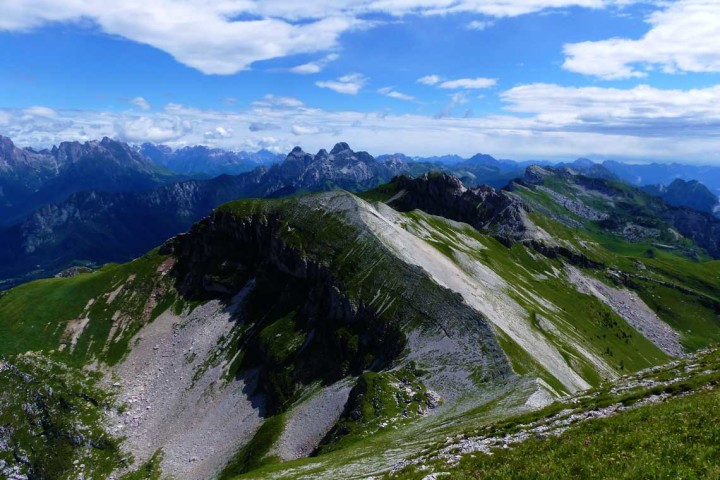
[566,266,683,357]
[107,283,264,480]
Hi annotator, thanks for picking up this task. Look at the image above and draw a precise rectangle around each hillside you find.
[1,172,719,479]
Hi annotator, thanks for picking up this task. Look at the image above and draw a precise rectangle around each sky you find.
[1,0,720,162]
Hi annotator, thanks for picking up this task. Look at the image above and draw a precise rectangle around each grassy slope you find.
[0,353,166,480]
[0,250,181,366]
[389,347,720,480]
[512,181,720,351]
[400,209,668,388]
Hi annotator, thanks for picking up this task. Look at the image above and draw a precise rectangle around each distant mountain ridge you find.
[0,135,177,224]
[4,135,720,288]
[643,178,720,217]
[140,143,282,176]
[0,142,408,287]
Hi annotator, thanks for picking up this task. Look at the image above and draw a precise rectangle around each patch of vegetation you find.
[219,415,286,479]
[317,365,435,454]
[121,450,164,480]
[0,353,126,479]
[389,345,720,480]
[0,250,181,367]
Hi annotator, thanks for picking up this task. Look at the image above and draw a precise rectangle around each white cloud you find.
[417,75,442,86]
[117,116,191,143]
[291,125,322,135]
[438,77,497,89]
[22,106,58,119]
[129,96,151,110]
[204,126,232,140]
[378,87,415,101]
[466,20,494,30]
[563,0,720,79]
[436,92,471,118]
[8,83,720,162]
[289,53,340,74]
[0,1,635,74]
[501,83,720,135]
[252,95,305,109]
[316,73,367,95]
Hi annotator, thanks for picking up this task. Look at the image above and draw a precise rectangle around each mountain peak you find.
[331,142,351,155]
[572,157,595,168]
[0,135,16,156]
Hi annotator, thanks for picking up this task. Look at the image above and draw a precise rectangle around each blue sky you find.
[1,1,719,162]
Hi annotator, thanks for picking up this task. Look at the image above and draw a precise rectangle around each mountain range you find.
[1,160,719,479]
[139,143,282,177]
[0,142,408,287]
[0,135,178,225]
[2,135,720,290]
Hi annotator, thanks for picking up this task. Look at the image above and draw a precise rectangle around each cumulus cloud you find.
[417,75,442,86]
[563,0,720,79]
[291,125,322,135]
[22,106,58,119]
[0,1,634,74]
[128,97,151,110]
[316,73,367,95]
[501,83,720,135]
[117,116,191,143]
[290,53,340,74]
[378,87,415,101]
[436,92,471,118]
[204,126,232,140]
[438,77,497,89]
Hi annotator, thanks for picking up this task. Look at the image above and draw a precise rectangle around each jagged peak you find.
[331,142,351,155]
[403,171,467,193]
[0,134,16,154]
[523,164,554,183]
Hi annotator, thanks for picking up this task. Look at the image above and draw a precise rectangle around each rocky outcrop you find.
[259,142,407,194]
[517,165,720,259]
[389,172,531,241]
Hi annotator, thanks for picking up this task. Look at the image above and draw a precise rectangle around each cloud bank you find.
[7,82,720,162]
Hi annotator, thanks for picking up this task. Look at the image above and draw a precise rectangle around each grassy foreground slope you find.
[389,346,720,480]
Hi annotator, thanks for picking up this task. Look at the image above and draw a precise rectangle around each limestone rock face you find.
[389,172,531,241]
